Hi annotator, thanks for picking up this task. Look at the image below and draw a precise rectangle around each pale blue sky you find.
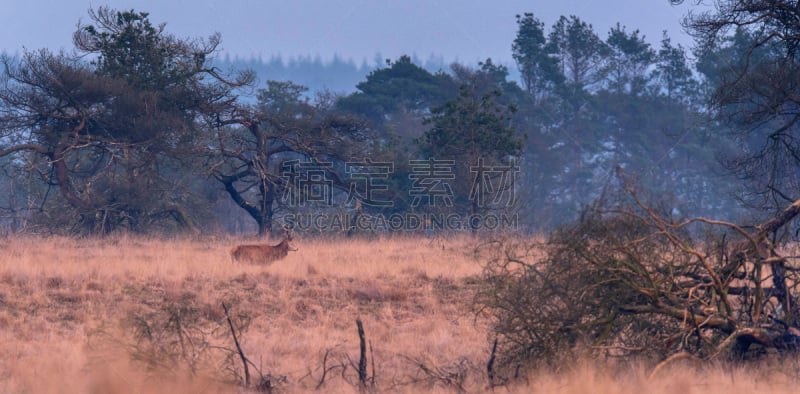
[1,1,696,65]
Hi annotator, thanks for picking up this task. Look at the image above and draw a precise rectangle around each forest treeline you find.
[0,5,793,236]
[215,52,452,95]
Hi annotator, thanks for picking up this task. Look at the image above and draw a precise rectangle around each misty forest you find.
[3,1,800,392]
[1,4,771,237]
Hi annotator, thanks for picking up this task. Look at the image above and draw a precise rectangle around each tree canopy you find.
[0,3,788,237]
[0,7,252,234]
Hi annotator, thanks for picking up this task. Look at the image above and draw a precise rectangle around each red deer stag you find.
[230,228,297,264]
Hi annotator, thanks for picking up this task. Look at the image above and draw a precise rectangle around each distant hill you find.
[212,53,515,95]
[1,50,515,96]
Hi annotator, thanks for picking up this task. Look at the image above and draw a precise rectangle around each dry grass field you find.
[0,234,798,393]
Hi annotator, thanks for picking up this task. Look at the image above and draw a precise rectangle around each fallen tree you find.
[476,178,800,378]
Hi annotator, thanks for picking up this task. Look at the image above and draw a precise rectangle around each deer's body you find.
[230,232,297,264]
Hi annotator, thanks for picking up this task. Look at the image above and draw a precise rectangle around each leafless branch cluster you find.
[476,179,800,377]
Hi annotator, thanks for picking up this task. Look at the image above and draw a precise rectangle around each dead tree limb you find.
[757,200,800,236]
[487,338,498,389]
[648,351,702,379]
[315,349,332,390]
[222,302,250,387]
[369,339,376,386]
[356,318,367,387]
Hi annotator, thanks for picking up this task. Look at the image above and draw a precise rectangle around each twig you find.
[356,318,367,387]
[222,302,250,387]
[369,339,376,386]
[487,338,497,389]
[315,349,332,390]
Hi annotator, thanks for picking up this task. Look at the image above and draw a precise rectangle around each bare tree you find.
[675,0,800,212]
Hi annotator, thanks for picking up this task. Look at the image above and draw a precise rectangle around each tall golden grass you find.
[0,234,797,393]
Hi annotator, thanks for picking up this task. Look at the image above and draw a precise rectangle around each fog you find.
[2,1,692,65]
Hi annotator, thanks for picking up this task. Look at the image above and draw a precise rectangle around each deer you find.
[230,227,298,264]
